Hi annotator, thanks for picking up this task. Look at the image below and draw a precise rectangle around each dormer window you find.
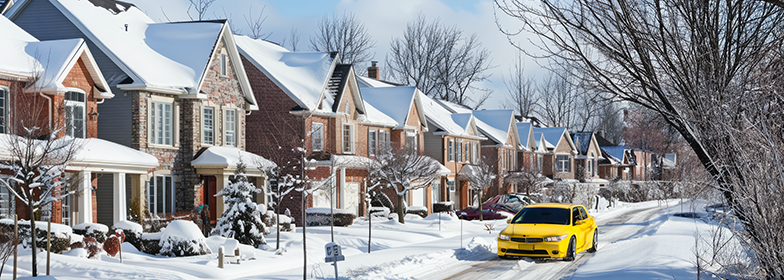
[64,91,86,138]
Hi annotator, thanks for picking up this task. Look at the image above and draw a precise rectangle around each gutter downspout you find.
[39,92,52,131]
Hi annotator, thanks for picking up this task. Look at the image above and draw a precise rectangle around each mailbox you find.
[324,242,345,262]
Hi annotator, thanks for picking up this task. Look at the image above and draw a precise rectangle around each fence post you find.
[13,214,17,280]
[234,247,240,264]
[218,246,224,268]
[47,220,51,275]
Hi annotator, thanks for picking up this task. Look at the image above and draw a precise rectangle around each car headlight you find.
[498,234,511,241]
[544,234,568,242]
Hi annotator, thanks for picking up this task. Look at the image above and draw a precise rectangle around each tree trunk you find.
[478,189,484,221]
[397,194,405,224]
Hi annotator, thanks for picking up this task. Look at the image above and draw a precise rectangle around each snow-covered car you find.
[497,203,598,261]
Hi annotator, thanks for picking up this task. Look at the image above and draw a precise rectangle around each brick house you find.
[0,15,157,226]
[236,36,375,222]
[413,93,484,211]
[9,0,268,222]
[598,146,635,180]
[469,110,521,199]
[533,127,578,180]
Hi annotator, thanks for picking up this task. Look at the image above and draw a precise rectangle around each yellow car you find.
[497,203,598,261]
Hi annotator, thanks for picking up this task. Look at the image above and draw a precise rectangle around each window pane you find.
[156,176,164,215]
[369,131,376,155]
[148,179,155,214]
[0,90,6,134]
[226,110,236,146]
[164,104,172,145]
[203,108,214,144]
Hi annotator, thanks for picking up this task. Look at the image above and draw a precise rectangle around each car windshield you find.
[510,207,570,225]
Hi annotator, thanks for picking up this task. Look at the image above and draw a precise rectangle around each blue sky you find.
[126,0,545,110]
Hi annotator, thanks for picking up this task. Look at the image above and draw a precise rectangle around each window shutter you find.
[147,99,153,145]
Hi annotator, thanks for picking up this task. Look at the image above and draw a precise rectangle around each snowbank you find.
[114,220,143,233]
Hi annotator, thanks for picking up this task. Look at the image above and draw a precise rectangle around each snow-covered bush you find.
[211,162,268,247]
[262,210,295,232]
[71,237,101,258]
[406,206,428,218]
[305,208,356,226]
[369,191,395,214]
[73,223,109,243]
[140,232,161,255]
[368,207,390,219]
[114,220,144,251]
[102,232,123,257]
[0,219,72,253]
[158,220,211,257]
[544,182,597,207]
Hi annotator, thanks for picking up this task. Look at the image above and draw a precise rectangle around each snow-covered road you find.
[427,204,664,280]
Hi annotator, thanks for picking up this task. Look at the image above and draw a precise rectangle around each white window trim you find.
[64,90,86,138]
[220,53,228,76]
[368,129,377,156]
[456,139,463,163]
[223,108,238,147]
[202,106,215,146]
[342,123,355,154]
[0,86,9,134]
[147,96,179,148]
[448,139,454,162]
[312,122,324,151]
[556,154,571,173]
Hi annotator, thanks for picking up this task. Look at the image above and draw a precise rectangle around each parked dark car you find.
[457,205,514,221]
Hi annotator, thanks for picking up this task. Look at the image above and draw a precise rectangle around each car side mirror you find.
[507,220,511,224]
[574,220,584,226]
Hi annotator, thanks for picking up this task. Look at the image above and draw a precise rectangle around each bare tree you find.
[243,5,270,40]
[387,15,493,109]
[463,160,496,221]
[496,0,784,276]
[280,27,301,52]
[536,70,578,129]
[367,144,441,224]
[187,0,216,21]
[0,77,81,277]
[310,12,375,65]
[504,52,538,118]
[592,102,624,145]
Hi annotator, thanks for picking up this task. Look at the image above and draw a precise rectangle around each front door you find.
[343,182,360,216]
[203,176,217,221]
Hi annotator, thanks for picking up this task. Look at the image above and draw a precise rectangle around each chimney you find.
[368,61,379,79]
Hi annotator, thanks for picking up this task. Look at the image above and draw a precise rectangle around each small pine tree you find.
[211,161,269,246]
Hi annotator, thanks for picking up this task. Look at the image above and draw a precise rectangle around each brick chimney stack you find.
[368,61,379,79]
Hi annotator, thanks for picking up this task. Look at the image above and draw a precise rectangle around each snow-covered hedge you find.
[0,219,72,253]
[305,208,356,226]
[263,210,295,232]
[73,223,109,243]
[406,206,428,218]
[114,220,144,252]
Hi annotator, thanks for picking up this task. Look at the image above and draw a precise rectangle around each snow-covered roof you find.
[0,16,113,98]
[471,109,517,146]
[361,86,427,131]
[73,137,158,169]
[331,155,374,169]
[356,75,398,88]
[191,146,276,172]
[434,99,472,114]
[572,132,594,155]
[418,93,483,139]
[10,0,256,107]
[235,35,334,111]
[600,146,633,165]
[533,127,575,153]
[516,122,535,150]
[361,101,398,127]
[534,132,553,150]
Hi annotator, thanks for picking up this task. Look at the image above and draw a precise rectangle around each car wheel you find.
[563,237,576,261]
[587,230,598,253]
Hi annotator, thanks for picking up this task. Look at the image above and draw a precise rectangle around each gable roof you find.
[356,75,402,88]
[472,109,518,147]
[533,127,576,153]
[360,86,427,131]
[435,99,472,114]
[516,122,537,151]
[9,0,257,108]
[571,132,595,156]
[417,93,483,139]
[0,15,112,98]
[235,35,335,111]
[600,145,636,165]
[330,65,366,114]
[534,132,553,150]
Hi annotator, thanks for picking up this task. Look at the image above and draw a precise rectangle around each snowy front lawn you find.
[3,200,738,279]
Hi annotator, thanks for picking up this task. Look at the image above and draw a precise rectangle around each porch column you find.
[129,174,146,221]
[215,174,228,219]
[77,171,92,224]
[113,172,127,225]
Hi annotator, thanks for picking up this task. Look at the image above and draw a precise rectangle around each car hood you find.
[502,223,569,237]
